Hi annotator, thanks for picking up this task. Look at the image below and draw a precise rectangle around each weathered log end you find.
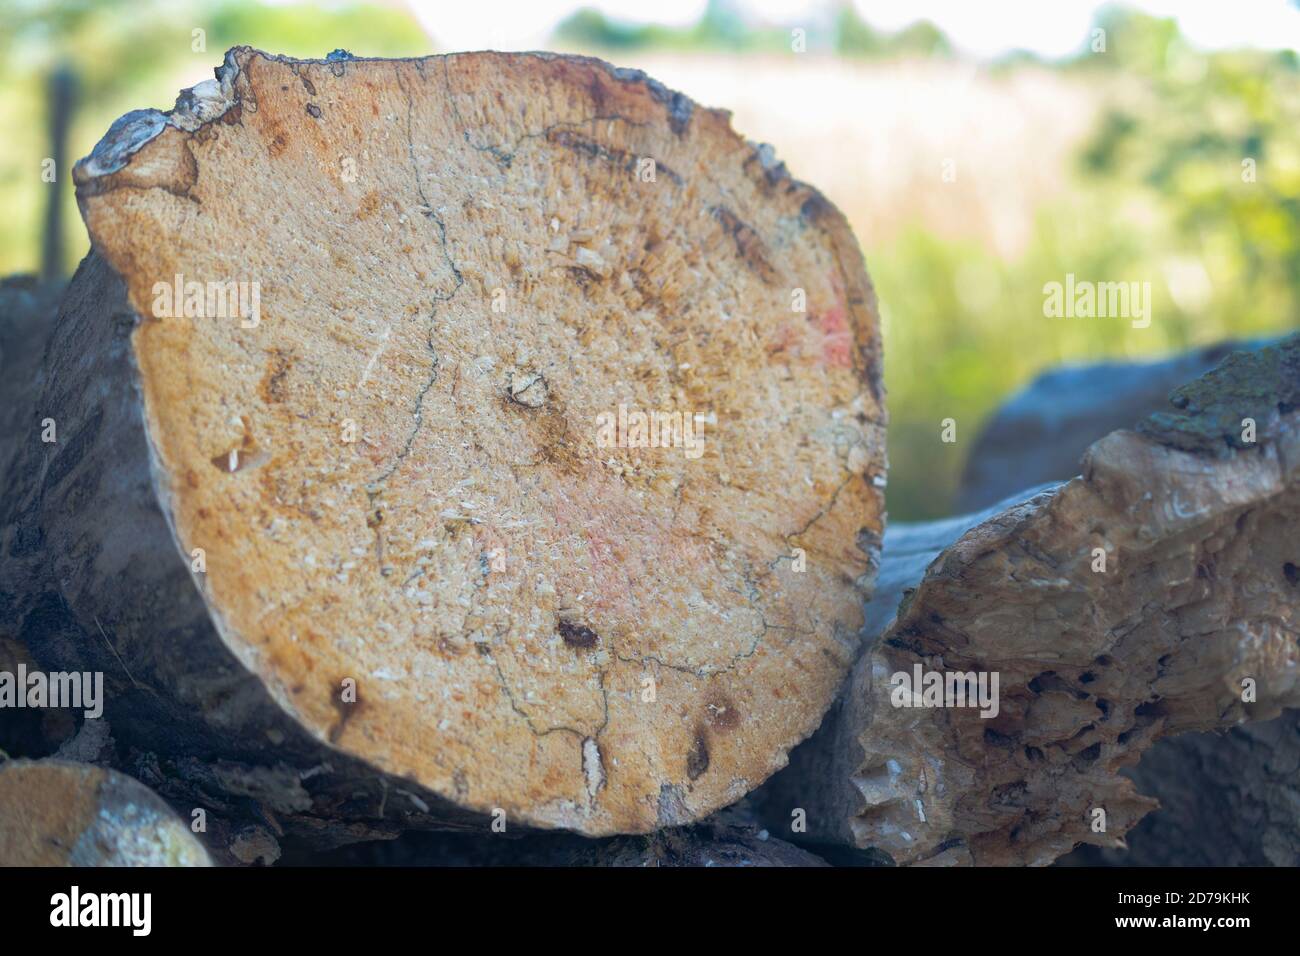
[2,47,884,842]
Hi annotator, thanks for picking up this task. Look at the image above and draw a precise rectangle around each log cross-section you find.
[0,47,884,840]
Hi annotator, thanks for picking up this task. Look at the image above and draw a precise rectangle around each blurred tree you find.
[555,1,953,58]
[555,0,792,53]
[1071,9,1300,351]
[885,10,1300,519]
[835,5,950,59]
[833,2,881,56]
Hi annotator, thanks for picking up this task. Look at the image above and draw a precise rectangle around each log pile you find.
[0,47,884,858]
[956,338,1275,513]
[2,46,1296,869]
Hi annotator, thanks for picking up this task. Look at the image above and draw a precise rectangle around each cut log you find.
[0,759,211,866]
[767,337,1300,865]
[1,48,884,840]
[957,340,1300,868]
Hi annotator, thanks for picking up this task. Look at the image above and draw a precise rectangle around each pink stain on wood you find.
[769,271,854,369]
[549,470,713,618]
[814,268,853,369]
[815,305,852,369]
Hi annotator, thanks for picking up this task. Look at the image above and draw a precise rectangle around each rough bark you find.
[0,277,73,761]
[1,47,884,842]
[0,275,63,494]
[766,337,1300,865]
[956,339,1300,867]
[0,759,211,866]
[957,338,1273,512]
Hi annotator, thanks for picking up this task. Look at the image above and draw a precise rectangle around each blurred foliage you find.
[880,9,1300,518]
[834,6,950,59]
[556,0,952,58]
[2,2,1299,520]
[556,0,788,52]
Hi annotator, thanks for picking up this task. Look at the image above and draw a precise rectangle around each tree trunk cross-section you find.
[770,338,1300,865]
[6,48,885,838]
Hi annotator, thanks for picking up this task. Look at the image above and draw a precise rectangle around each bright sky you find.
[400,0,1300,57]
